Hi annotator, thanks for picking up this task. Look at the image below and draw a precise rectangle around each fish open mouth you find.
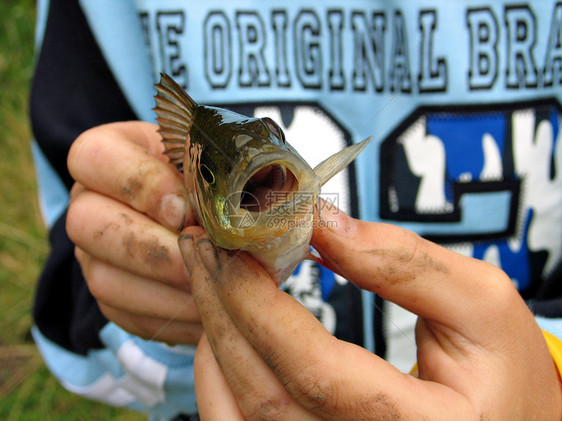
[240,164,299,212]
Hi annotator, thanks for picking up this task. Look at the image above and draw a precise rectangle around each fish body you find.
[154,73,371,283]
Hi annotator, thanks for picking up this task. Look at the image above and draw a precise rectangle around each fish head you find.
[186,104,320,250]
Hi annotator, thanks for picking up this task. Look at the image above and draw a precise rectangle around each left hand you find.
[179,203,562,420]
[67,121,202,344]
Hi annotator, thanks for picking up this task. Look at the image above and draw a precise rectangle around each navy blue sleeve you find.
[30,0,137,354]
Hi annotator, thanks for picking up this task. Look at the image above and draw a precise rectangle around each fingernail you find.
[178,234,195,275]
[160,193,187,232]
[316,199,357,238]
[197,239,220,276]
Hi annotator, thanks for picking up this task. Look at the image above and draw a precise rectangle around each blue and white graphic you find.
[380,102,562,293]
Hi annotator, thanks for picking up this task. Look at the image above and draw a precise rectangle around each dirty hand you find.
[67,121,202,344]
[179,203,561,420]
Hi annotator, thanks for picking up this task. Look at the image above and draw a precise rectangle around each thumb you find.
[311,200,519,334]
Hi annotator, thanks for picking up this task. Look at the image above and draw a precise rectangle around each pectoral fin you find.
[313,136,372,186]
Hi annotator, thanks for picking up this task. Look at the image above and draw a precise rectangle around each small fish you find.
[153,73,371,283]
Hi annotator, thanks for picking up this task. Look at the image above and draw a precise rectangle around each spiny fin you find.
[313,136,372,186]
[153,73,198,170]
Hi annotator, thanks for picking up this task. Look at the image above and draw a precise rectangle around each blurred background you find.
[0,2,142,419]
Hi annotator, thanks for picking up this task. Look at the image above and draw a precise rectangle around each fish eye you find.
[200,163,216,185]
[262,117,286,143]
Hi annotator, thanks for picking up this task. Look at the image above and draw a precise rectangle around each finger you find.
[179,231,321,421]
[312,202,559,419]
[188,235,475,420]
[194,333,245,421]
[98,302,202,345]
[69,182,86,202]
[75,248,199,323]
[68,121,194,232]
[67,189,188,290]
[311,200,521,338]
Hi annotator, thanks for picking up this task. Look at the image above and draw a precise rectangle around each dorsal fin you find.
[153,73,198,170]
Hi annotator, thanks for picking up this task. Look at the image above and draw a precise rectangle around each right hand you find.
[182,204,562,420]
[66,121,202,344]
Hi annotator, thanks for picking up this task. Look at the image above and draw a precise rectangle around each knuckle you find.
[66,193,89,243]
[73,246,85,263]
[69,182,85,203]
[96,302,121,327]
[298,378,333,409]
[79,258,115,307]
[82,265,106,301]
[245,393,291,421]
[68,128,99,174]
[296,375,332,410]
[487,266,520,305]
[181,323,203,344]
[68,124,119,180]
[98,303,153,341]
[466,261,522,321]
[129,321,155,341]
[486,262,511,284]
[476,260,513,293]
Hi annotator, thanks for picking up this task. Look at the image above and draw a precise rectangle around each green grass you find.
[0,2,143,419]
